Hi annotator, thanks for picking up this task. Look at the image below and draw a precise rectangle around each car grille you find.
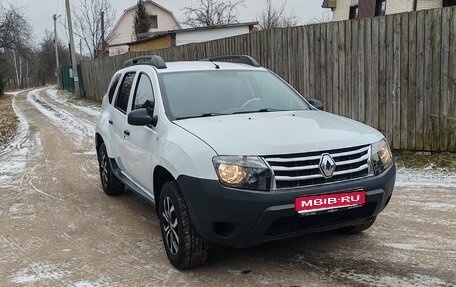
[264,145,371,189]
[264,203,377,237]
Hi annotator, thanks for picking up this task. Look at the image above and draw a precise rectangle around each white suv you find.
[95,55,396,269]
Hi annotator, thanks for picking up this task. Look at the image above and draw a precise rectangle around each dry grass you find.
[393,150,456,171]
[0,94,18,147]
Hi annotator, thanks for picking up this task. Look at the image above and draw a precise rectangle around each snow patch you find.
[69,277,112,287]
[0,90,35,186]
[343,272,449,287]
[10,263,70,284]
[27,90,95,149]
[47,88,101,117]
[395,168,456,188]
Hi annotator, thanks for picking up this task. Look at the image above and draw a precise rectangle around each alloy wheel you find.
[162,196,179,255]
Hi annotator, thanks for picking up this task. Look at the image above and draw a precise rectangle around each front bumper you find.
[177,164,396,248]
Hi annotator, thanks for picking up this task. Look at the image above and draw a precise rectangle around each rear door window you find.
[115,72,136,114]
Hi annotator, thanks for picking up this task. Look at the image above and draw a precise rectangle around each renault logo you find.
[319,154,336,178]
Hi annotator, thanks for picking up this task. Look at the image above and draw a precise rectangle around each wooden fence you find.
[80,7,456,152]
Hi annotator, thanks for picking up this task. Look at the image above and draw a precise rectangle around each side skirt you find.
[109,158,155,205]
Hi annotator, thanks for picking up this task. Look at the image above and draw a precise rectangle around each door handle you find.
[109,120,113,125]
[124,130,130,136]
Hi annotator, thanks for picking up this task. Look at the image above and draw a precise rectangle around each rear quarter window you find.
[108,74,121,104]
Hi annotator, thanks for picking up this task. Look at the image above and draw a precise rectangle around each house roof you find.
[130,22,259,46]
[107,0,181,42]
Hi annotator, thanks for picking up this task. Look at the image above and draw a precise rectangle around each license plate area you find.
[295,190,366,215]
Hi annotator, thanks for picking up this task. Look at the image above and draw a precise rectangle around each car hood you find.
[174,111,384,156]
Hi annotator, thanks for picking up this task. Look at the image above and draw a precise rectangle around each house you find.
[106,0,181,56]
[322,0,456,21]
[128,22,258,53]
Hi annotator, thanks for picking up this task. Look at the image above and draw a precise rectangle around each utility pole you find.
[65,0,80,98]
[53,14,61,88]
[100,10,105,57]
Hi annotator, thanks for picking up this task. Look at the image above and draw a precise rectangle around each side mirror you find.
[308,99,324,111]
[128,108,158,127]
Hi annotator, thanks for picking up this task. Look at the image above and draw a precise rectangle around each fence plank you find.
[449,7,456,151]
[371,17,379,130]
[337,21,345,116]
[432,9,442,151]
[392,14,402,150]
[378,16,387,137]
[408,12,417,150]
[400,13,409,150]
[440,8,450,152]
[364,18,372,127]
[386,15,394,148]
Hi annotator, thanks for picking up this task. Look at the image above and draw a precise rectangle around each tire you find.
[97,143,124,196]
[338,216,377,234]
[159,181,209,269]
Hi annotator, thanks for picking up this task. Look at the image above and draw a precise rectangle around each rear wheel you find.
[338,216,377,234]
[159,181,209,269]
[98,143,124,196]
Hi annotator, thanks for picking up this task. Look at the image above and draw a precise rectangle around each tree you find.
[134,0,149,40]
[0,3,31,51]
[257,0,298,30]
[0,3,32,90]
[73,0,116,59]
[182,0,246,27]
[35,31,71,86]
[306,11,333,25]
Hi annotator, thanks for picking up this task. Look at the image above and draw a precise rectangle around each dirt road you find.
[0,88,455,287]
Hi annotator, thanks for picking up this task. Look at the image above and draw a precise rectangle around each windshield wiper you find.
[232,108,286,115]
[201,112,227,117]
[175,113,227,120]
[258,108,285,112]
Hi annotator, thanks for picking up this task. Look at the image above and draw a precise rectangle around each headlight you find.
[212,156,273,191]
[371,139,393,175]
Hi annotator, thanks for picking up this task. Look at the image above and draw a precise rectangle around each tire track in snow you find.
[26,90,95,151]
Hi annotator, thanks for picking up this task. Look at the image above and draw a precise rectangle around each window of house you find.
[443,0,456,7]
[375,0,386,16]
[349,5,359,20]
[147,15,158,29]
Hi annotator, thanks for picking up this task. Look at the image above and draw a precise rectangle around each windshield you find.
[158,70,310,120]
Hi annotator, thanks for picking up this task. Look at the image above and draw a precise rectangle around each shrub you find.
[0,73,5,96]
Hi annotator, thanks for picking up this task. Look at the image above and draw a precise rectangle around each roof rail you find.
[123,55,167,69]
[200,55,261,67]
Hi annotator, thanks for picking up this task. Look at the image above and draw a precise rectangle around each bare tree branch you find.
[257,0,298,30]
[305,11,333,25]
[0,3,32,51]
[182,0,246,27]
[73,0,116,59]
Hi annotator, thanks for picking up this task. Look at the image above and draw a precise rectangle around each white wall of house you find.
[107,2,180,56]
[175,26,251,46]
[331,0,359,21]
[328,0,444,21]
[386,0,442,14]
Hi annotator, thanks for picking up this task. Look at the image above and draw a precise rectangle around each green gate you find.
[60,65,85,98]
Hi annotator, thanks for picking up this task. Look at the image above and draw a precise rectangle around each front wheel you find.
[159,181,209,269]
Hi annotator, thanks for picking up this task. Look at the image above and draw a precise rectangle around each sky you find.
[9,0,324,51]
